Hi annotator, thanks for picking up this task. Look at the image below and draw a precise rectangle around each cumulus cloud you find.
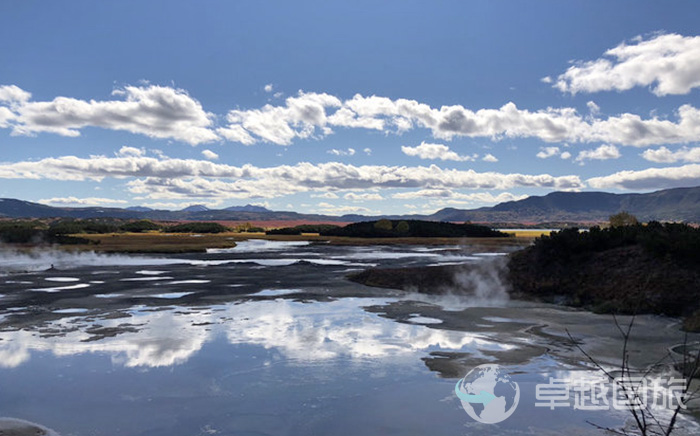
[218,91,342,146]
[536,146,561,159]
[264,84,274,93]
[482,154,498,162]
[218,90,700,147]
[0,84,218,145]
[328,148,356,156]
[401,142,477,161]
[554,33,700,96]
[391,189,526,204]
[3,84,700,147]
[116,146,145,157]
[537,146,576,160]
[587,101,600,116]
[38,196,128,206]
[316,202,372,214]
[0,85,31,103]
[641,146,700,163]
[363,148,372,155]
[575,144,621,162]
[0,153,584,199]
[310,192,339,199]
[201,149,219,160]
[0,107,16,128]
[588,164,700,190]
[343,192,383,201]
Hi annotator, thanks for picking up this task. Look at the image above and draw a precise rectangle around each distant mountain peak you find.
[180,204,210,212]
[126,206,154,212]
[224,204,270,212]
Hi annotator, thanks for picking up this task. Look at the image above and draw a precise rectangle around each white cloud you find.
[0,106,15,128]
[554,33,700,96]
[264,84,274,93]
[575,144,621,162]
[2,85,218,145]
[38,196,128,206]
[310,192,339,199]
[218,90,700,147]
[201,149,219,160]
[588,164,700,190]
[536,146,561,159]
[392,189,526,204]
[343,192,383,201]
[218,91,342,146]
[587,101,600,116]
[401,142,476,161]
[2,84,700,148]
[482,153,498,162]
[0,153,584,199]
[0,85,31,103]
[117,146,145,157]
[540,76,553,84]
[363,148,372,155]
[327,148,356,156]
[560,151,572,160]
[641,146,700,163]
[316,202,371,214]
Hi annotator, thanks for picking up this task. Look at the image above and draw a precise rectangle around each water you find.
[0,241,698,435]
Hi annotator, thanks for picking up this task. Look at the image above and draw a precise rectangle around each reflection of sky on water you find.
[207,239,311,252]
[0,240,519,275]
[1,242,698,435]
[0,298,508,369]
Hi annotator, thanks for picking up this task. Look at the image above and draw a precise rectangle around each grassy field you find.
[500,229,553,238]
[68,231,538,253]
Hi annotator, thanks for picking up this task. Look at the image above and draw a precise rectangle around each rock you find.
[0,418,59,436]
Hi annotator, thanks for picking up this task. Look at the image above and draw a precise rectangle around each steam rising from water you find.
[0,247,358,274]
[405,257,511,311]
[452,257,510,304]
[0,248,184,274]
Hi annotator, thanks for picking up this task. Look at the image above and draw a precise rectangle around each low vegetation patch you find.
[320,219,508,238]
[119,220,162,233]
[166,222,230,233]
[508,219,700,327]
[266,224,341,235]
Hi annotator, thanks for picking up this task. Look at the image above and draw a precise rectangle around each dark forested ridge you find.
[320,219,508,238]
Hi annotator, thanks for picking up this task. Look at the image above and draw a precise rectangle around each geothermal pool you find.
[0,241,698,435]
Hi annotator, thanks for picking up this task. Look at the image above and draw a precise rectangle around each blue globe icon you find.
[455,364,520,424]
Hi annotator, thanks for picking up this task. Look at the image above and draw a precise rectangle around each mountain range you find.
[1,186,699,224]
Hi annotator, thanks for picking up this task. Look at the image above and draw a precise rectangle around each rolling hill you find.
[1,186,699,224]
[429,186,700,223]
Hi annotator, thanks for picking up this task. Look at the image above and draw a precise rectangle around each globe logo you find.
[455,363,520,424]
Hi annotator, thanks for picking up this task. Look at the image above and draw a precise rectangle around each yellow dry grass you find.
[68,231,536,253]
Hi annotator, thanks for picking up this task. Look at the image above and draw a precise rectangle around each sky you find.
[1,0,699,215]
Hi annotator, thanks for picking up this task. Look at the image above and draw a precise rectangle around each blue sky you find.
[1,1,699,214]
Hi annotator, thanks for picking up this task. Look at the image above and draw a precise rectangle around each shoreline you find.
[5,232,541,254]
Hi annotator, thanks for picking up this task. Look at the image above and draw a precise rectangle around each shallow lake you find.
[0,241,698,435]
